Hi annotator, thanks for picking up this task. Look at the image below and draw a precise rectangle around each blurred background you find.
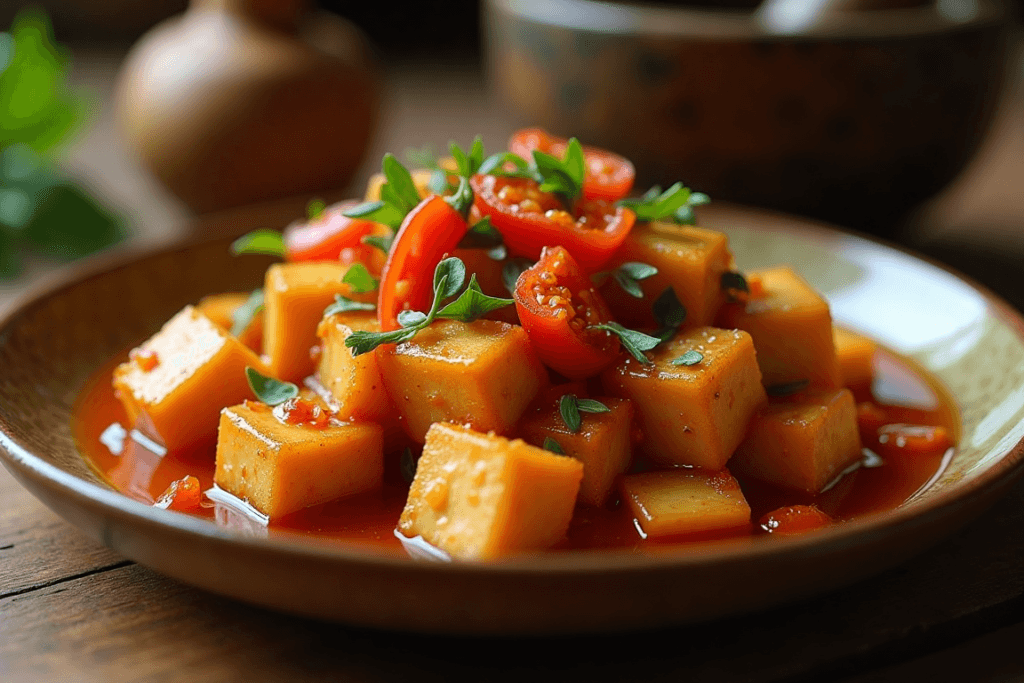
[0,0,1021,308]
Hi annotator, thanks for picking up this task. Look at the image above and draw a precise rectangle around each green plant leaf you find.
[767,379,810,397]
[721,271,750,294]
[590,322,660,364]
[502,257,534,295]
[542,437,565,455]
[457,216,503,250]
[245,366,298,406]
[342,263,378,293]
[671,350,703,366]
[437,275,513,322]
[397,310,428,327]
[433,256,466,299]
[231,229,285,258]
[400,447,418,483]
[323,294,375,317]
[361,232,394,255]
[652,286,687,338]
[306,198,326,220]
[231,289,264,337]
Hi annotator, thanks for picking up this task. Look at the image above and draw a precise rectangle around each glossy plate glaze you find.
[1,202,1023,635]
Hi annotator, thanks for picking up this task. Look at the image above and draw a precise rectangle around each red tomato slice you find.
[378,195,468,331]
[470,174,635,272]
[283,200,378,263]
[514,246,619,379]
[509,128,636,202]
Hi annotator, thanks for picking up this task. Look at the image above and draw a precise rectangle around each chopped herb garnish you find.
[230,289,264,337]
[671,350,703,366]
[404,144,437,169]
[589,322,660,364]
[449,136,486,178]
[721,271,749,295]
[531,138,585,207]
[245,367,298,406]
[767,379,810,397]
[444,175,474,217]
[559,394,611,433]
[618,182,710,225]
[342,263,379,293]
[230,229,285,258]
[343,153,422,230]
[306,198,326,220]
[323,293,375,317]
[400,447,418,483]
[502,257,534,295]
[478,151,531,177]
[595,261,658,298]
[457,216,504,250]
[652,286,687,341]
[344,256,514,356]
[542,437,565,455]
[361,233,393,255]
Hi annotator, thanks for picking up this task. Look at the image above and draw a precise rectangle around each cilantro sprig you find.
[589,322,660,364]
[344,257,514,356]
[619,182,710,225]
[531,138,585,207]
[245,367,298,406]
[559,394,610,433]
[344,153,422,230]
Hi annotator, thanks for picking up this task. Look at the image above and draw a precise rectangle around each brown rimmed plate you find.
[2,202,1023,635]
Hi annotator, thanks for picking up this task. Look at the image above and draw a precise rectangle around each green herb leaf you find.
[590,322,660,364]
[607,261,658,298]
[383,153,422,212]
[428,168,449,195]
[444,175,474,218]
[577,398,611,414]
[433,257,466,299]
[458,216,504,250]
[405,144,437,169]
[342,200,404,230]
[323,293,375,317]
[230,290,264,337]
[449,136,486,178]
[306,198,326,220]
[721,271,749,294]
[342,263,379,293]
[652,286,687,341]
[479,151,531,177]
[502,257,534,295]
[530,138,585,206]
[345,326,418,356]
[767,379,810,397]
[397,310,428,327]
[400,447,418,484]
[619,182,711,225]
[559,394,582,432]
[437,275,513,322]
[361,233,394,255]
[245,367,298,406]
[671,350,703,366]
[542,437,565,455]
[230,229,285,258]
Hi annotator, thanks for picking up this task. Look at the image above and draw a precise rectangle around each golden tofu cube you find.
[264,262,376,382]
[621,469,751,538]
[113,306,267,453]
[379,319,547,443]
[196,291,263,352]
[316,311,391,422]
[602,326,766,470]
[518,395,633,507]
[398,423,583,559]
[215,401,383,518]
[600,222,731,330]
[833,327,876,388]
[731,388,863,493]
[716,266,841,390]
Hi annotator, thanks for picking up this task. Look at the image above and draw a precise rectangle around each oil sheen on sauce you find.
[73,346,959,558]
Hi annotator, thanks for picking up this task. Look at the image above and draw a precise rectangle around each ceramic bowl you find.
[1,203,1023,634]
[483,0,1011,232]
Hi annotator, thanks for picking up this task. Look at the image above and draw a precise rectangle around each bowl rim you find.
[2,203,1024,578]
[488,0,1008,40]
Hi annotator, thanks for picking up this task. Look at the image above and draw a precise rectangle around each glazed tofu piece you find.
[716,266,841,390]
[263,262,376,382]
[600,222,731,330]
[398,423,583,559]
[316,311,391,422]
[379,319,547,443]
[621,469,751,539]
[518,395,633,507]
[833,327,876,388]
[196,291,263,352]
[215,400,383,518]
[113,306,267,453]
[731,388,862,493]
[601,326,766,470]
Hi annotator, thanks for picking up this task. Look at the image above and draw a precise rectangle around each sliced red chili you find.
[471,174,634,272]
[514,246,619,379]
[509,127,635,202]
[378,195,468,331]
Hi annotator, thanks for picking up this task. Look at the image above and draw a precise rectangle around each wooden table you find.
[3,46,1024,683]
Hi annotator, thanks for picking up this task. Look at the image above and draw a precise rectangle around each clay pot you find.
[115,0,379,214]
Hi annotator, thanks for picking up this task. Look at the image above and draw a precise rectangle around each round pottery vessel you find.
[483,0,1010,232]
[1,201,1023,634]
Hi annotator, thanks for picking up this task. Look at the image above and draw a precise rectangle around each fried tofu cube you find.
[621,469,751,538]
[730,388,862,493]
[379,320,547,443]
[601,326,766,470]
[398,423,583,559]
[716,266,841,390]
[316,311,391,422]
[600,222,731,330]
[518,395,633,506]
[215,400,383,518]
[833,327,876,388]
[196,291,263,352]
[113,306,268,453]
[263,262,376,382]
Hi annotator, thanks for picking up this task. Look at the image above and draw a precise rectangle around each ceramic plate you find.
[2,203,1023,635]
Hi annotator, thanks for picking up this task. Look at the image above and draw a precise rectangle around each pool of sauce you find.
[73,346,959,558]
